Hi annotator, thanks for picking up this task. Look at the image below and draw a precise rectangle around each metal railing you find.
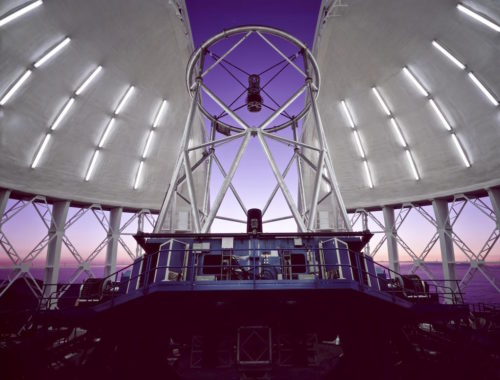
[36,246,464,312]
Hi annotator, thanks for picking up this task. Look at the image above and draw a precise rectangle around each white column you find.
[0,189,10,217]
[382,206,400,275]
[432,198,457,299]
[105,207,122,277]
[43,200,70,308]
[488,188,500,231]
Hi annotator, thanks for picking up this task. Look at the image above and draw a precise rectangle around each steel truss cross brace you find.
[0,192,54,299]
[155,28,351,233]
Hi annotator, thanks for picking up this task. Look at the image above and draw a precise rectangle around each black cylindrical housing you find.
[246,74,262,112]
[247,208,263,233]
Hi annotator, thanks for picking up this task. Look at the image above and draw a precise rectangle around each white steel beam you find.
[42,200,69,309]
[382,206,400,275]
[432,198,458,300]
[104,207,122,277]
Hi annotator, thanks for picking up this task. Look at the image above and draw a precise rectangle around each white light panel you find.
[0,0,42,28]
[389,118,408,148]
[0,70,32,105]
[457,3,500,32]
[34,37,71,68]
[353,130,365,158]
[363,160,374,189]
[114,86,134,115]
[133,161,144,190]
[432,40,465,70]
[405,150,420,180]
[31,134,50,168]
[50,97,75,130]
[372,87,391,116]
[85,150,100,181]
[402,67,428,96]
[341,100,355,129]
[153,99,168,128]
[142,130,154,159]
[429,99,452,131]
[98,118,115,148]
[451,133,471,167]
[75,66,102,95]
[468,72,499,106]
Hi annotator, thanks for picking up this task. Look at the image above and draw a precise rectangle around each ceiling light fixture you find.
[428,99,452,131]
[85,150,100,181]
[402,67,429,96]
[372,87,391,116]
[75,66,102,96]
[142,131,154,159]
[341,100,355,129]
[405,150,420,180]
[114,86,134,115]
[389,118,408,148]
[133,161,144,190]
[33,37,71,68]
[431,40,466,70]
[353,130,365,158]
[0,70,32,105]
[363,160,374,189]
[50,97,75,130]
[31,134,50,168]
[457,3,500,32]
[451,133,471,167]
[467,72,499,106]
[0,0,42,28]
[153,99,168,128]
[98,118,115,148]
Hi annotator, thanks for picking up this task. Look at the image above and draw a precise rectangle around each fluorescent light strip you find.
[402,67,429,96]
[389,118,408,148]
[451,133,471,167]
[31,133,50,168]
[372,87,391,116]
[34,37,70,68]
[468,72,499,106]
[142,130,154,159]
[428,99,453,131]
[0,70,32,105]
[405,150,420,180]
[114,86,134,115]
[133,161,144,190]
[432,40,466,70]
[85,150,99,181]
[98,118,115,148]
[341,100,355,129]
[353,130,365,158]
[153,100,167,128]
[457,3,500,32]
[50,97,75,130]
[0,0,42,28]
[363,160,374,189]
[75,66,102,96]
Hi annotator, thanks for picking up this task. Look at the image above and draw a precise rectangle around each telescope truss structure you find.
[154,26,351,234]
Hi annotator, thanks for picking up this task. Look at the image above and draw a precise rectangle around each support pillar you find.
[105,207,122,277]
[488,188,500,231]
[432,198,457,300]
[382,206,400,275]
[0,189,10,218]
[43,200,70,308]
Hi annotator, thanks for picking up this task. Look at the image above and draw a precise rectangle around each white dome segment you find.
[312,0,499,210]
[0,0,193,210]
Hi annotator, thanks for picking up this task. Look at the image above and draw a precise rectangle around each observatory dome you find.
[0,0,499,212]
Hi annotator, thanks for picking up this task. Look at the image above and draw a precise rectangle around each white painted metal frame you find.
[155,26,351,233]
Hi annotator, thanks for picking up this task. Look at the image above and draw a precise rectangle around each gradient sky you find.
[0,0,498,269]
